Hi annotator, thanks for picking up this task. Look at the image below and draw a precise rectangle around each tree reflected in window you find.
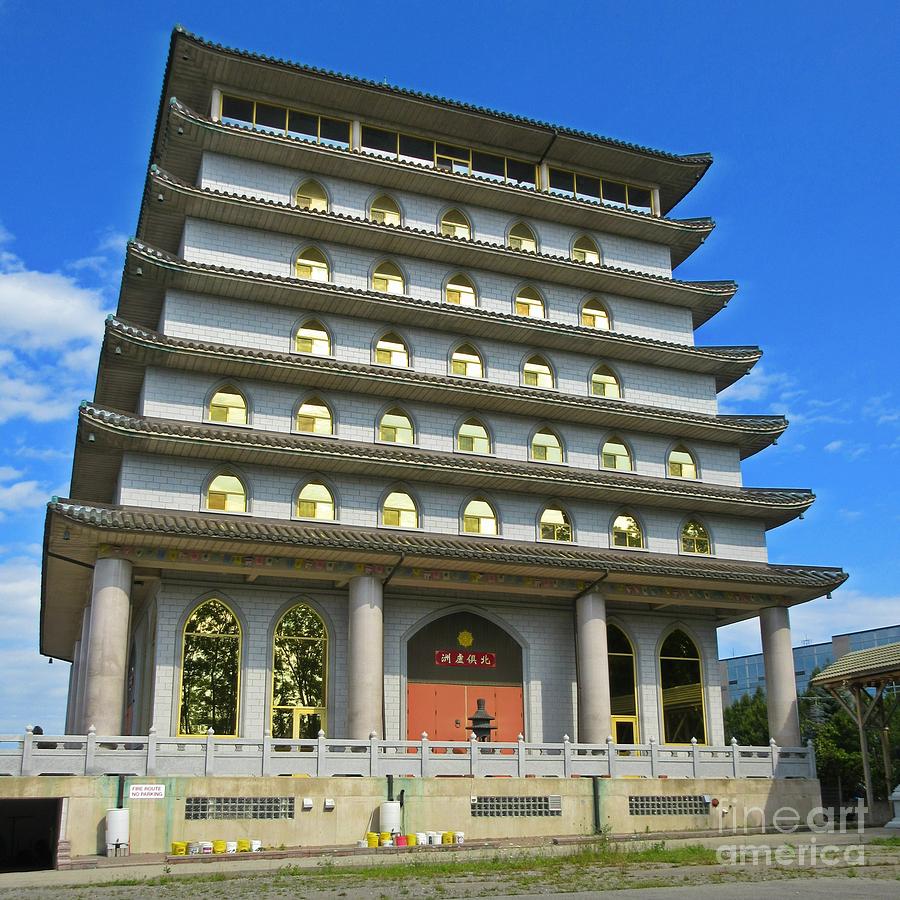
[660,629,707,744]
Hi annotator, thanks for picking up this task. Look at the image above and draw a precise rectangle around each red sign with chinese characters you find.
[434,650,496,668]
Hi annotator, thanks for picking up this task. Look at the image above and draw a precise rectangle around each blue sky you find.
[0,1,897,732]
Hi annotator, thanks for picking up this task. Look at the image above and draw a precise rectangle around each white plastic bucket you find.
[200,841,213,854]
[187,842,201,855]
[379,801,402,835]
[250,840,262,852]
[105,808,129,855]
[416,832,428,846]
[454,831,465,844]
[225,841,238,854]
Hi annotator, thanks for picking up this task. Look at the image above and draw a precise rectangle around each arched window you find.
[581,299,611,330]
[668,445,698,479]
[608,625,639,743]
[681,520,711,555]
[206,472,247,513]
[374,331,409,366]
[271,605,328,739]
[463,497,498,535]
[439,208,471,239]
[294,319,331,356]
[372,261,405,294]
[382,490,419,528]
[370,195,401,226]
[601,437,632,471]
[295,398,333,435]
[457,418,491,454]
[539,505,572,542]
[531,427,564,462]
[295,180,328,212]
[378,408,415,444]
[295,247,330,282]
[514,286,545,318]
[508,222,537,253]
[572,235,601,265]
[296,481,335,520]
[660,630,707,744]
[208,386,248,425]
[178,599,240,736]
[523,355,554,388]
[446,273,477,307]
[591,365,621,399]
[450,344,484,378]
[612,514,643,548]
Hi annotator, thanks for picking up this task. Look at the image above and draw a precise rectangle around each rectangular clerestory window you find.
[220,94,350,148]
[548,167,654,214]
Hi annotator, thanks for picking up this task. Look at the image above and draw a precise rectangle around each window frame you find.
[371,260,406,295]
[294,397,335,437]
[538,504,574,542]
[461,496,500,536]
[522,354,555,389]
[611,512,644,550]
[295,480,337,522]
[294,179,329,213]
[380,488,420,529]
[204,470,249,515]
[294,246,330,283]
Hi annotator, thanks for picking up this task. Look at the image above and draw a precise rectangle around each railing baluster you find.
[516,733,526,777]
[316,730,326,777]
[770,738,779,777]
[562,735,571,778]
[85,726,96,776]
[607,736,617,778]
[690,737,699,777]
[21,727,33,777]
[262,730,271,777]
[420,732,429,778]
[469,733,478,777]
[204,728,215,776]
[730,736,740,778]
[649,737,658,778]
[146,726,157,776]
[369,731,379,777]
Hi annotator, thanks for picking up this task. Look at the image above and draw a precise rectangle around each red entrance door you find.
[407,683,524,742]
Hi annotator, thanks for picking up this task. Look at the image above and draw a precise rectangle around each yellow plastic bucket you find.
[442,831,454,845]
[170,841,187,856]
[379,831,391,846]
[236,839,251,853]
[366,832,379,848]
[212,840,227,854]
[406,833,417,846]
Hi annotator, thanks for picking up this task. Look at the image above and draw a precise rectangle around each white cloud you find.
[824,440,844,453]
[718,365,794,410]
[0,466,23,481]
[0,479,52,515]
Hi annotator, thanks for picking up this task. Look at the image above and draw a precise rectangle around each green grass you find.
[870,835,900,847]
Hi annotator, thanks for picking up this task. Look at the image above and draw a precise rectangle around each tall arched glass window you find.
[608,625,638,743]
[572,235,601,265]
[660,630,707,744]
[374,332,409,366]
[295,247,330,282]
[372,261,405,294]
[463,497,498,535]
[508,222,537,253]
[294,319,331,356]
[379,408,415,444]
[446,274,477,307]
[208,386,248,425]
[450,344,484,378]
[681,520,711,555]
[296,481,335,520]
[295,398,333,435]
[295,180,328,212]
[668,445,698,479]
[178,599,240,736]
[206,472,247,513]
[370,195,401,226]
[382,490,419,528]
[439,208,471,239]
[271,605,328,739]
[457,418,491,454]
[601,437,632,471]
[612,514,643,548]
[591,365,621,399]
[581,299,611,330]
[514,286,544,318]
[539,505,572,542]
[531,427,564,462]
[523,355,554,388]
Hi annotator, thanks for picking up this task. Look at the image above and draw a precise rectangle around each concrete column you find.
[65,640,81,733]
[760,605,801,747]
[80,558,133,735]
[73,607,91,732]
[575,590,612,744]
[346,575,384,739]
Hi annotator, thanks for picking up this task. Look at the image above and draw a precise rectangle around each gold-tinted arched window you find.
[295,180,328,212]
[446,273,477,307]
[591,365,621,399]
[668,445,698,479]
[601,437,632,471]
[374,332,409,366]
[523,355,554,388]
[681,520,711,555]
[660,630,707,744]
[178,599,241,736]
[378,408,415,444]
[372,261,405,294]
[457,418,491,454]
[439,208,471,239]
[294,319,331,356]
[208,386,248,425]
[608,625,639,743]
[296,481,335,520]
[370,195,401,226]
[581,299,611,330]
[295,247,330,282]
[508,222,537,253]
[463,497,498,535]
[572,235,601,265]
[382,490,419,528]
[514,286,545,318]
[295,398,333,435]
[271,605,328,739]
[450,344,484,378]
[531,427,564,462]
[206,472,247,513]
[612,514,643,549]
[539,505,572,542]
